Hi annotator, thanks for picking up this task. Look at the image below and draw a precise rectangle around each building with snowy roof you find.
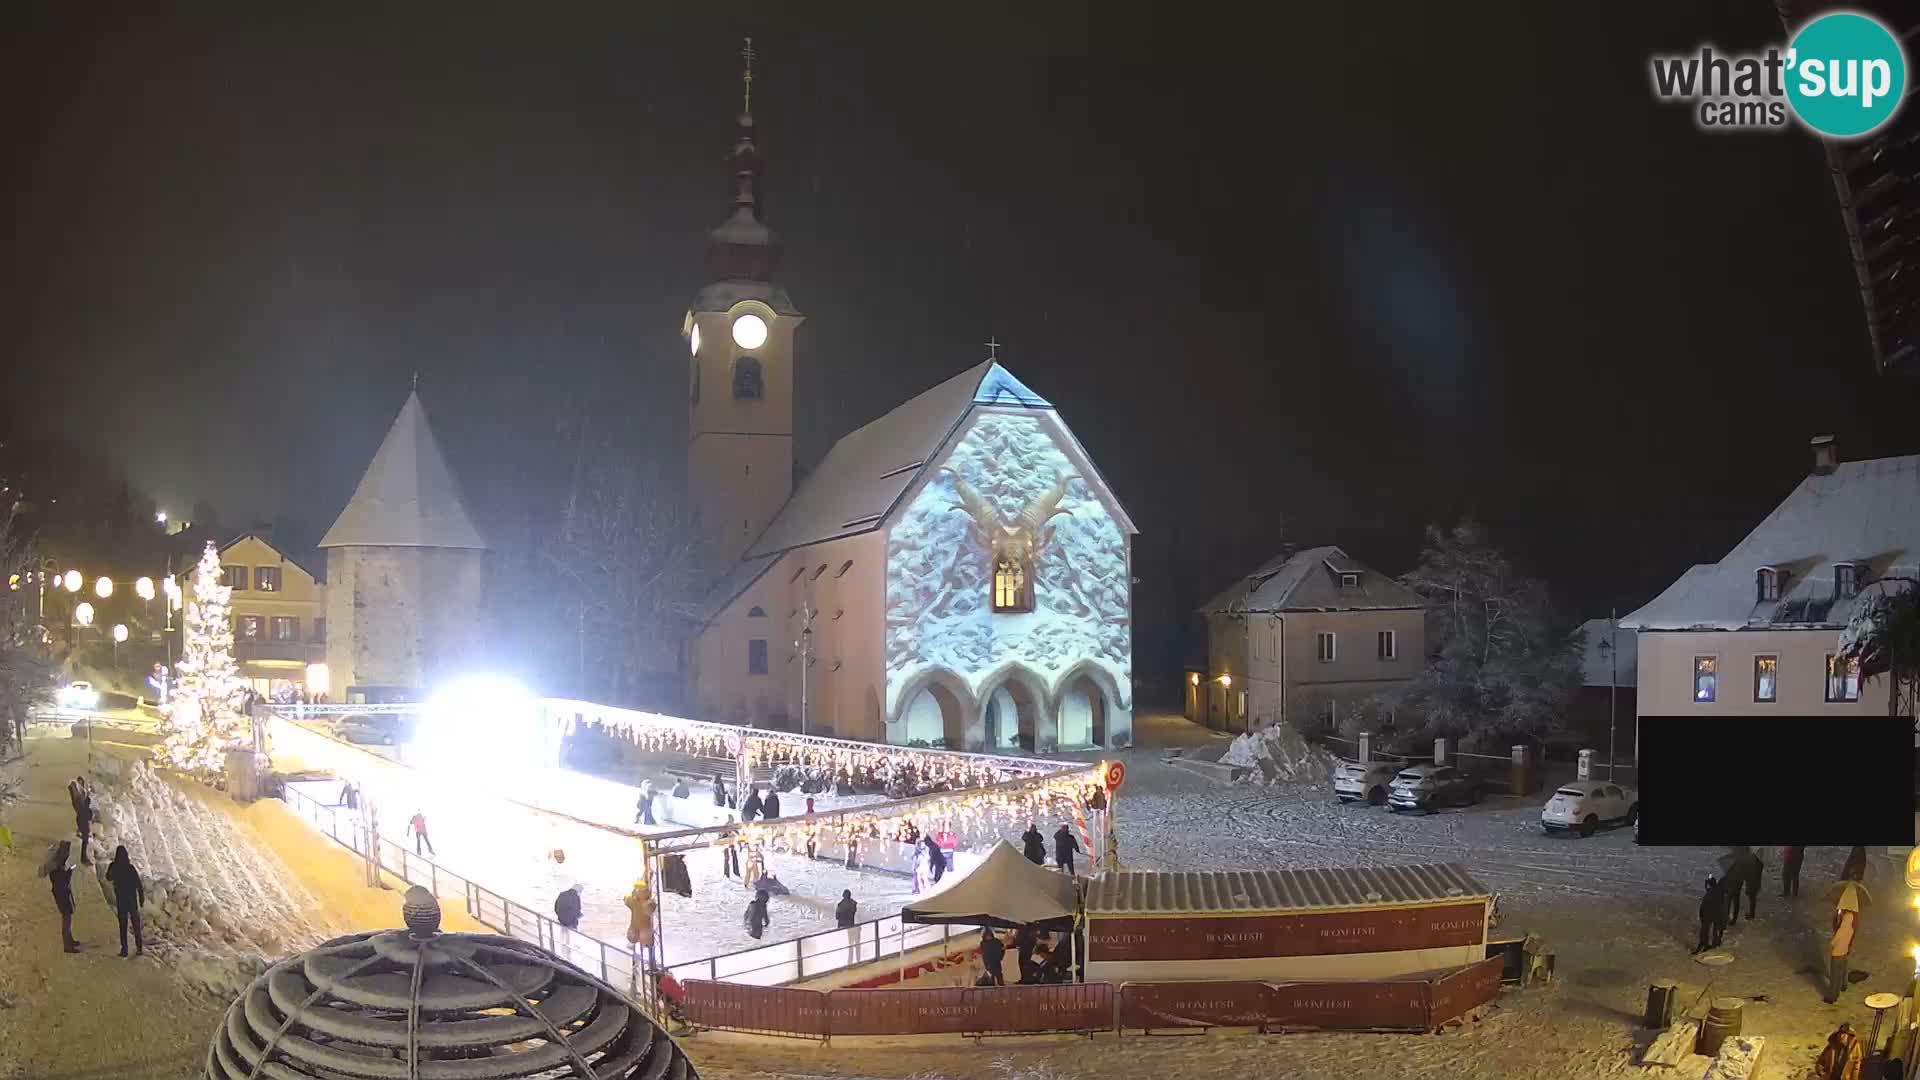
[318,391,487,699]
[1620,436,1917,719]
[1194,546,1424,735]
[680,56,1135,751]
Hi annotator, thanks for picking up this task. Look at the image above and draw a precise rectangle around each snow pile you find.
[1700,1035,1765,1080]
[1220,723,1335,784]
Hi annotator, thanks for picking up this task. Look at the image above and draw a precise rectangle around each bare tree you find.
[0,504,54,756]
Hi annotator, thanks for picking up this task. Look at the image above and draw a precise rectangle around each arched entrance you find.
[900,683,967,748]
[979,668,1047,753]
[1057,676,1109,749]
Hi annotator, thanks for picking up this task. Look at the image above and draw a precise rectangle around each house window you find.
[312,618,326,643]
[1692,656,1717,702]
[1377,629,1397,661]
[1753,656,1777,703]
[1826,655,1861,703]
[994,558,1031,613]
[1836,563,1858,598]
[1756,568,1780,601]
[1339,572,1359,588]
[255,566,280,592]
[236,615,263,641]
[270,617,298,642]
[224,565,248,590]
[1316,631,1337,663]
[732,356,764,400]
[748,639,769,676]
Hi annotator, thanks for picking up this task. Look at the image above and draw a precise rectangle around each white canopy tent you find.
[900,840,1078,930]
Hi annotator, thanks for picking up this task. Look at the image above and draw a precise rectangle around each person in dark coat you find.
[636,780,656,826]
[722,818,741,879]
[1694,875,1727,954]
[741,788,764,822]
[835,890,858,929]
[1738,849,1764,921]
[1841,845,1868,883]
[1781,845,1805,898]
[762,789,781,820]
[1053,825,1080,876]
[671,778,690,799]
[745,889,771,940]
[555,884,583,930]
[1013,924,1039,983]
[712,773,730,808]
[1022,824,1047,865]
[106,845,145,957]
[925,835,949,883]
[978,927,1007,985]
[75,788,95,865]
[43,840,80,952]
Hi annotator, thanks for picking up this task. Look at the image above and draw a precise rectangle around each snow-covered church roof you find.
[1199,545,1421,614]
[320,392,487,551]
[1621,452,1920,631]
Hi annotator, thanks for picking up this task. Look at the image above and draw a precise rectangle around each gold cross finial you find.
[984,337,1001,360]
[741,37,756,114]
[411,371,419,391]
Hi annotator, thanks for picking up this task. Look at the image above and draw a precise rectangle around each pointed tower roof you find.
[319,392,486,550]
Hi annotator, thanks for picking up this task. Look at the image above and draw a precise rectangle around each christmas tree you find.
[159,541,249,773]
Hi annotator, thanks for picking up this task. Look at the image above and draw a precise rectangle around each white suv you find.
[1541,782,1638,837]
[1333,760,1401,805]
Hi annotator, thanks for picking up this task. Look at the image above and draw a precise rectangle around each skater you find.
[554,884,584,960]
[804,796,815,816]
[722,833,742,880]
[409,810,435,856]
[1054,824,1080,876]
[1781,845,1804,898]
[744,889,771,941]
[671,778,689,799]
[712,772,731,808]
[978,927,1006,985]
[1693,875,1727,954]
[106,845,145,957]
[1815,1021,1864,1080]
[74,784,95,865]
[753,871,791,897]
[1022,823,1047,866]
[1826,883,1863,1004]
[762,788,781,820]
[41,840,79,952]
[924,834,949,884]
[636,780,656,826]
[835,889,858,929]
[740,787,763,822]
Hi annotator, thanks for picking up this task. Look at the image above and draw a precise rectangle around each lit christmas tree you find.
[159,541,249,774]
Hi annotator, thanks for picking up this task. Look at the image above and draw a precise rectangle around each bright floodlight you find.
[135,576,155,600]
[75,602,95,627]
[156,511,167,524]
[415,674,541,774]
[112,623,128,643]
[63,570,82,592]
[95,576,113,598]
[690,323,702,356]
[731,312,768,349]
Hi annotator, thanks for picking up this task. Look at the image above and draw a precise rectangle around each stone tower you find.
[319,391,486,696]
[684,39,804,565]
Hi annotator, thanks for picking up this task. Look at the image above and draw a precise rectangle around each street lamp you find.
[135,577,155,601]
[95,576,113,599]
[112,623,128,642]
[75,601,94,627]
[156,511,167,525]
[63,570,81,592]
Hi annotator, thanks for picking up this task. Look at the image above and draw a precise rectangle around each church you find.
[683,53,1136,752]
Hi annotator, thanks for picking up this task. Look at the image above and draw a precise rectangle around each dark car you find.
[1386,764,1485,814]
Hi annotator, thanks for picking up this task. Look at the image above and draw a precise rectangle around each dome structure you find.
[205,888,694,1079]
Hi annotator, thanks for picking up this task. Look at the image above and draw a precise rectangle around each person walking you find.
[744,889,771,941]
[74,785,95,865]
[554,884,584,961]
[1022,823,1047,866]
[41,840,80,953]
[106,845,145,957]
[623,878,655,968]
[636,780,656,826]
[1053,824,1080,876]
[1693,875,1727,954]
[836,889,859,964]
[1826,885,1863,1004]
[409,810,435,856]
[712,773,730,808]
[762,789,781,820]
[1816,1021,1864,1080]
[1739,848,1763,921]
[1781,845,1805,898]
[740,787,764,823]
[978,927,1007,986]
[925,835,949,884]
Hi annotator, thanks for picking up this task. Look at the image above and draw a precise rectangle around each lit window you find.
[733,356,764,400]
[1377,630,1396,661]
[1825,655,1861,703]
[1835,563,1858,598]
[748,639,769,676]
[1693,656,1717,702]
[1316,632,1336,663]
[236,615,263,641]
[994,559,1031,613]
[255,566,280,592]
[270,617,298,642]
[224,565,248,590]
[1753,656,1777,703]
[1756,568,1780,601]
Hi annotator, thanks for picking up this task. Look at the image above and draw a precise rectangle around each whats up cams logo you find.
[1650,10,1908,138]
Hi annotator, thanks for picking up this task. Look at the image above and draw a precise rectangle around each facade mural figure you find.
[943,469,1073,614]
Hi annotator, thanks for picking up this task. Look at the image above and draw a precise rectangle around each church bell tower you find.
[685,37,803,565]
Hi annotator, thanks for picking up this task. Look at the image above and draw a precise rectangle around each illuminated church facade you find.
[683,54,1135,752]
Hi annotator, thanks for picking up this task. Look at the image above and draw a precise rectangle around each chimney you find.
[1810,434,1838,475]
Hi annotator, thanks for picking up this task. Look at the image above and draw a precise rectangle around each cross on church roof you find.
[984,337,1001,360]
[741,37,755,114]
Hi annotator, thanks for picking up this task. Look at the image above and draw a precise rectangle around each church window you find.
[810,564,827,581]
[748,639,768,675]
[733,356,764,400]
[832,608,844,620]
[747,606,767,617]
[789,565,805,583]
[993,558,1032,613]
[835,560,853,578]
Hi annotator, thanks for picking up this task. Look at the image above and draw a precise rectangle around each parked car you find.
[336,714,406,746]
[1333,759,1401,805]
[1387,764,1485,813]
[1543,781,1638,838]
[58,681,99,710]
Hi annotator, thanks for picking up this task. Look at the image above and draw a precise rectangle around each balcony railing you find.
[234,640,324,663]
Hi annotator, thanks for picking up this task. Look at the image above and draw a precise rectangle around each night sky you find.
[5,3,1914,675]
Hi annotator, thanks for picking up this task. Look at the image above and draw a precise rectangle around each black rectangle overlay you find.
[1637,716,1914,846]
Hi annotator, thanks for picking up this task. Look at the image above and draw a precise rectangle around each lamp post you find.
[795,601,816,736]
[1596,610,1619,779]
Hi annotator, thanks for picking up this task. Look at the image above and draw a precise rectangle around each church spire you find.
[708,36,780,283]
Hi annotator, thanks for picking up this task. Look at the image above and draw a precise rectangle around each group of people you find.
[41,774,147,957]
[632,777,694,826]
[1693,846,1868,1007]
[1021,822,1081,876]
[974,924,1081,986]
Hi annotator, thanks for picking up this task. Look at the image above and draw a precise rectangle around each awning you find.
[900,840,1079,930]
